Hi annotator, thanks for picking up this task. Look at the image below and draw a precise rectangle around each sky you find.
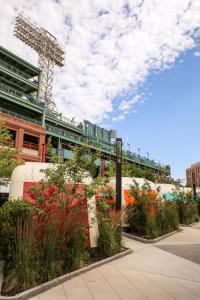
[0,0,200,181]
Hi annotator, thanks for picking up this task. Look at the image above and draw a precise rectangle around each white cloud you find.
[194,51,200,57]
[119,95,141,111]
[1,0,200,122]
[112,114,125,122]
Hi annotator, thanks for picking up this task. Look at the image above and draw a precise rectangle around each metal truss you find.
[14,12,65,114]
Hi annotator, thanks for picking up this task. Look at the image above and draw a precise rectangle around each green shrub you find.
[146,215,158,239]
[0,201,39,293]
[126,181,179,239]
[178,201,199,225]
[0,145,123,295]
[156,201,179,235]
[0,200,34,260]
[171,188,200,224]
[64,229,89,272]
[97,196,123,257]
[126,204,147,236]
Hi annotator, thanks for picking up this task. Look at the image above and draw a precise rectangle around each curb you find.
[0,249,133,300]
[122,229,182,244]
[180,221,200,227]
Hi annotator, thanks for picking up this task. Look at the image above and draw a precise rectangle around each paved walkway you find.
[31,223,200,300]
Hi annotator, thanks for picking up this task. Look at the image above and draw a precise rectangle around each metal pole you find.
[101,159,106,176]
[192,172,197,200]
[116,138,122,210]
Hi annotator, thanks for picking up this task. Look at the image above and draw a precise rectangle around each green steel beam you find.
[0,91,43,113]
[0,107,42,125]
[0,46,40,76]
[46,130,83,145]
[45,116,84,134]
[0,65,38,91]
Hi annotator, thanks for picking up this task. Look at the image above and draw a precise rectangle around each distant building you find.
[186,162,200,187]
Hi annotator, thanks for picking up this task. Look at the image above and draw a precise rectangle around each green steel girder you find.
[46,115,84,134]
[0,65,38,92]
[46,130,83,146]
[0,91,43,113]
[0,46,40,76]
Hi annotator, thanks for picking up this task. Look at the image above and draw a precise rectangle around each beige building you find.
[186,162,200,187]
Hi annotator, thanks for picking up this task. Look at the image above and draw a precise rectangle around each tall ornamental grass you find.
[126,180,179,239]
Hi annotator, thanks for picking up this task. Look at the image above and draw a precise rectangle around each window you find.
[23,134,39,150]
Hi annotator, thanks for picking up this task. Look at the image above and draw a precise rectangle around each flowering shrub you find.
[171,188,199,224]
[126,180,179,239]
[0,145,123,295]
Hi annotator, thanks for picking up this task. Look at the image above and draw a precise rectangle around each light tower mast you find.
[14,12,65,114]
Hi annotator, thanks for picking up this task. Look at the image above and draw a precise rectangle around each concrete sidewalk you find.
[31,224,200,300]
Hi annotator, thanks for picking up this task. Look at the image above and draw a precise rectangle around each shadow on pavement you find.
[155,244,200,265]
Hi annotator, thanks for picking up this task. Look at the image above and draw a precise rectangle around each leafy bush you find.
[0,200,39,293]
[172,188,199,224]
[126,180,179,239]
[0,145,123,295]
[0,201,89,295]
[96,186,123,257]
[156,201,179,235]
[0,200,35,260]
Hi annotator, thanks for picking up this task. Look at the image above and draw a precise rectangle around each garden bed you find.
[122,229,182,244]
[0,248,133,300]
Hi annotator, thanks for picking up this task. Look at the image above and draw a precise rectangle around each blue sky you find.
[1,0,200,181]
[112,48,200,180]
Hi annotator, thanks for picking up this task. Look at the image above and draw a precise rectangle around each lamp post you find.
[127,143,130,152]
[146,152,149,160]
[192,172,197,200]
[137,147,140,156]
[116,138,122,210]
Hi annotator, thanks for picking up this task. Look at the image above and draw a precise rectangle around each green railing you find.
[46,125,169,172]
[0,107,41,125]
[46,124,115,154]
[0,58,38,83]
[0,82,38,104]
[46,110,84,131]
[124,150,170,173]
[46,125,83,143]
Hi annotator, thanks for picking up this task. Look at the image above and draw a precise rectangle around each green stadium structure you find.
[0,45,170,177]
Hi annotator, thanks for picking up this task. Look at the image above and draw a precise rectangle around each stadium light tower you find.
[14,12,65,114]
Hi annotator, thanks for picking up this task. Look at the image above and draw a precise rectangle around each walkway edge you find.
[123,229,182,244]
[180,221,200,227]
[0,249,133,300]
[0,262,3,293]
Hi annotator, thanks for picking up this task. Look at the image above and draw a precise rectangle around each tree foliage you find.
[0,122,22,185]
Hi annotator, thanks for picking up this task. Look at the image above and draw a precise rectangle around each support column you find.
[39,134,46,161]
[16,128,24,150]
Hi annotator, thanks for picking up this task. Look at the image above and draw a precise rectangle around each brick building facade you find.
[186,162,200,187]
[0,112,45,162]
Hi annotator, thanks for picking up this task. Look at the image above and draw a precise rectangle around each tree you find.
[0,122,22,185]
